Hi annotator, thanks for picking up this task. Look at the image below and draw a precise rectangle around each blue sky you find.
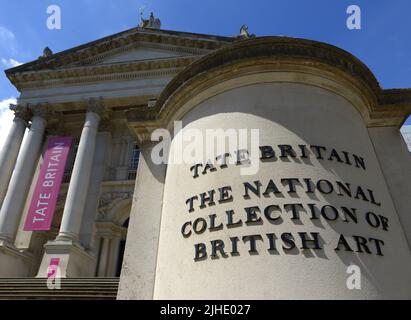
[0,0,410,144]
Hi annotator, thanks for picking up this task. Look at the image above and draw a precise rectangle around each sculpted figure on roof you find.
[139,12,161,29]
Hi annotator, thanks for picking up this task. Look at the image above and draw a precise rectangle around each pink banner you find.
[24,136,72,231]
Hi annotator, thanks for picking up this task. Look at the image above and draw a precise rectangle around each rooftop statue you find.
[237,25,255,39]
[39,47,53,59]
[139,12,161,29]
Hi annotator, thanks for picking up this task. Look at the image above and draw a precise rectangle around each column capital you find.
[9,104,30,124]
[84,97,110,119]
[28,102,55,121]
[133,126,160,145]
[46,119,66,136]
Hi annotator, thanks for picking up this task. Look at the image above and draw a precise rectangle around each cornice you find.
[17,68,185,91]
[124,36,411,138]
[9,56,198,90]
[379,89,411,108]
[155,37,382,114]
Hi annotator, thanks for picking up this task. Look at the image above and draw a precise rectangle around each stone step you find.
[0,295,116,300]
[0,278,119,281]
[0,278,119,300]
[0,284,119,286]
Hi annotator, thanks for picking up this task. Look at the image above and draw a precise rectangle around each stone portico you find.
[0,21,233,278]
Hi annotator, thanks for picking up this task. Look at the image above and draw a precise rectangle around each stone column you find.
[0,107,47,244]
[96,237,110,277]
[79,132,112,248]
[106,236,122,276]
[37,99,107,278]
[57,104,102,243]
[0,104,28,208]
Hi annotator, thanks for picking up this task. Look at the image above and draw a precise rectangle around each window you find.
[128,144,140,180]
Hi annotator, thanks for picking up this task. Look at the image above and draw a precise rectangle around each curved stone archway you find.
[94,198,131,277]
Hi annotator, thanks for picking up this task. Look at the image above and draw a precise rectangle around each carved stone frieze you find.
[98,192,132,220]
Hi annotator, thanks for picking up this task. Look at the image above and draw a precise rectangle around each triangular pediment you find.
[7,28,233,73]
[5,28,234,89]
[80,44,195,66]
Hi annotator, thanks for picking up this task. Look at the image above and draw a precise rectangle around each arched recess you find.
[94,198,131,277]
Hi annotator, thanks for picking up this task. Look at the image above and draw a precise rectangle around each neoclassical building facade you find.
[0,19,227,278]
[1,18,411,299]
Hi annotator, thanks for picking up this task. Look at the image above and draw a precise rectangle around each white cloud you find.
[0,98,17,151]
[0,26,15,40]
[1,58,22,68]
[0,26,17,54]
